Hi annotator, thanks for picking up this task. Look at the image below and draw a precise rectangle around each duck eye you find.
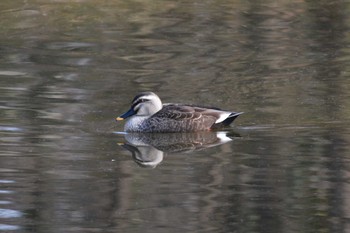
[133,98,149,107]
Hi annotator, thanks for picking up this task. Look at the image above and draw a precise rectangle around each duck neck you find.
[151,98,162,114]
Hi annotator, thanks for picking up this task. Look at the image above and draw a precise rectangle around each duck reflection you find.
[118,131,238,168]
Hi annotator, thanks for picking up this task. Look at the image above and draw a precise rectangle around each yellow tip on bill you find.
[116,117,124,121]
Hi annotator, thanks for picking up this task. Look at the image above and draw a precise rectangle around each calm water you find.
[1,0,350,232]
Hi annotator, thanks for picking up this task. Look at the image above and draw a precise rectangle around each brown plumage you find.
[116,92,243,133]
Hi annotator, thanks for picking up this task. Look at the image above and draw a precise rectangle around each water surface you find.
[1,0,350,232]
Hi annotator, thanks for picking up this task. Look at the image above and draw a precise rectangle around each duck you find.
[116,92,243,133]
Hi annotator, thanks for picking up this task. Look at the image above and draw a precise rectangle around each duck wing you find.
[152,104,214,121]
[148,104,219,131]
[148,104,242,132]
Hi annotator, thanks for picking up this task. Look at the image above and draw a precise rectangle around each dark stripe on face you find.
[132,97,150,110]
[131,92,153,103]
[132,91,154,103]
[132,94,145,104]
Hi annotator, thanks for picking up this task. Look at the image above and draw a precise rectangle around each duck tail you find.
[223,112,244,126]
[212,112,243,129]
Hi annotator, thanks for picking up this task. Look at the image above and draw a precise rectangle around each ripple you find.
[113,131,128,135]
[53,72,79,81]
[128,38,176,47]
[121,53,173,63]
[0,126,23,132]
[0,224,20,231]
[117,69,165,76]
[0,169,18,173]
[56,57,92,66]
[0,180,15,184]
[0,87,27,91]
[44,41,96,51]
[0,71,26,76]
[29,54,92,67]
[0,190,13,194]
[0,208,22,218]
[0,201,12,205]
[45,170,91,180]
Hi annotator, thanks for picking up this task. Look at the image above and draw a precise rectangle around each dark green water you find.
[1,0,350,232]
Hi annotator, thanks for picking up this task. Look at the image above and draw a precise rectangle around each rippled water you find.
[1,0,350,232]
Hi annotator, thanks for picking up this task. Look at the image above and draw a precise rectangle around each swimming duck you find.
[116,92,243,133]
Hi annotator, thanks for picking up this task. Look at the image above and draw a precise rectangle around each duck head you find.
[116,92,163,120]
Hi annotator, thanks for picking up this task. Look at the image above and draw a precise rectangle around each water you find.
[1,0,350,232]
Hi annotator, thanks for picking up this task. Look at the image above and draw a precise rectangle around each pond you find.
[1,0,350,232]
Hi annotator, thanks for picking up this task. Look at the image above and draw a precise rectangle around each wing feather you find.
[144,104,240,132]
[151,104,217,129]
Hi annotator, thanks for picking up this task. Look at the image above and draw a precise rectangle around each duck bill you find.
[116,108,136,121]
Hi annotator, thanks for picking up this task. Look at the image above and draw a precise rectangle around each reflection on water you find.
[1,0,350,233]
[0,178,22,231]
[0,208,22,218]
[0,224,20,231]
[118,131,236,168]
